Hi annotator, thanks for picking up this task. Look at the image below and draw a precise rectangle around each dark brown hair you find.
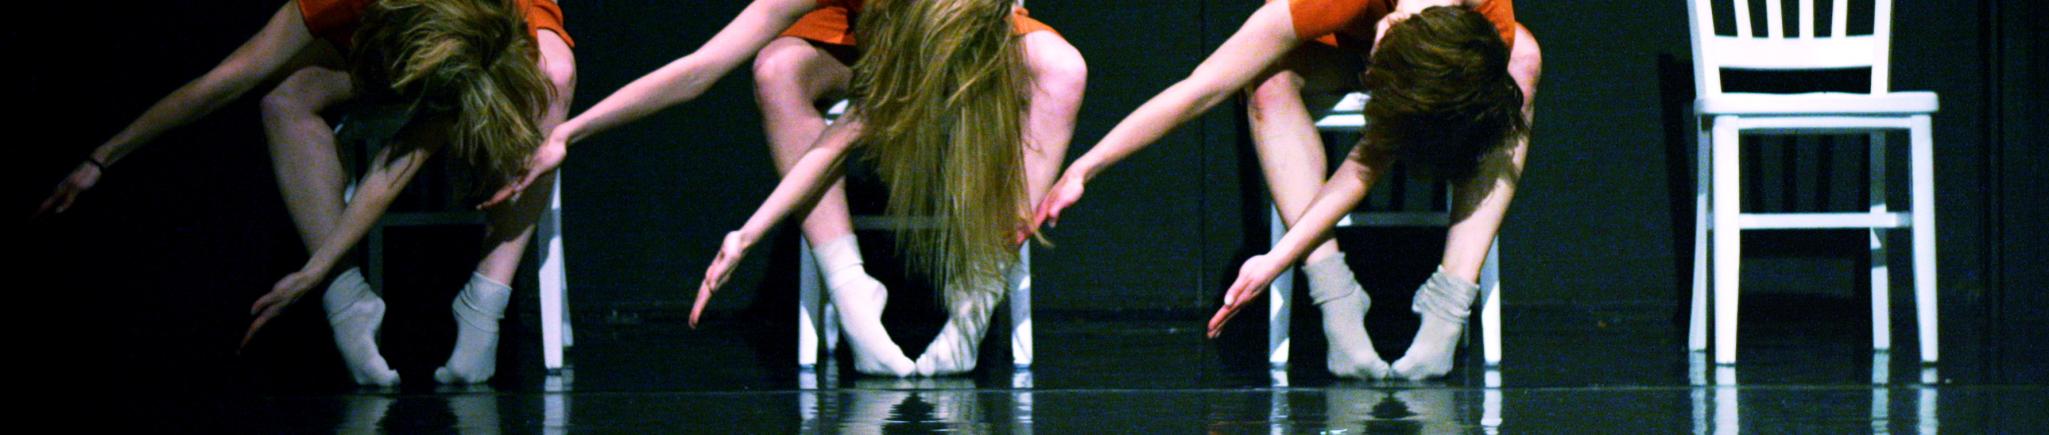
[1359,6,1526,180]
[349,0,552,186]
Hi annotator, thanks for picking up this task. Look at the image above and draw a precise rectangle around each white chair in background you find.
[1267,93,1505,369]
[797,100,1035,370]
[1685,0,1940,364]
[338,111,576,374]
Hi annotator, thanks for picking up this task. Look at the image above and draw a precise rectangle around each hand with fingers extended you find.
[35,161,105,218]
[1207,253,1288,338]
[691,231,755,328]
[242,267,326,350]
[1029,171,1088,235]
[479,132,568,209]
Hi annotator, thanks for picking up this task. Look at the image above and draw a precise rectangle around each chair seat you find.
[1696,91,1938,116]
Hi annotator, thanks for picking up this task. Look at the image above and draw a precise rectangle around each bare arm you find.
[691,116,863,326]
[246,143,436,347]
[97,2,316,166]
[1062,1,1300,182]
[1438,24,1540,283]
[1029,1,1300,229]
[37,2,314,217]
[549,0,817,145]
[1209,149,1387,336]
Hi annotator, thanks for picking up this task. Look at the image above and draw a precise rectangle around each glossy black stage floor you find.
[117,299,2045,432]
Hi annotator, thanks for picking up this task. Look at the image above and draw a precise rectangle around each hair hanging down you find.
[349,0,553,187]
[850,0,1032,300]
[1359,6,1527,181]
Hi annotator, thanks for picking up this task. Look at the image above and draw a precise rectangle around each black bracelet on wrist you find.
[85,156,109,172]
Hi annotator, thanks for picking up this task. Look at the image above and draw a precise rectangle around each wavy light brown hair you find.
[850,0,1031,301]
[349,0,552,186]
[1359,6,1526,180]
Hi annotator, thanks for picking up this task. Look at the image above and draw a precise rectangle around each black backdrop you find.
[17,0,2045,386]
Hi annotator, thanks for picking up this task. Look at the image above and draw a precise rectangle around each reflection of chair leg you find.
[1712,366,1739,435]
[545,374,571,435]
[339,395,396,433]
[1482,368,1503,431]
[449,394,502,435]
[1917,367,1939,433]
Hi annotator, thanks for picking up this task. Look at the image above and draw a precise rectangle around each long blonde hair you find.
[850,0,1031,300]
[349,0,553,186]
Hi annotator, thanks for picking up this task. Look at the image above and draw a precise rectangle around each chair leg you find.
[1268,206,1294,369]
[1690,120,1711,353]
[1011,246,1033,369]
[1711,117,1743,365]
[1908,116,1939,364]
[1868,132,1891,351]
[1480,236,1503,365]
[539,182,569,371]
[799,237,826,368]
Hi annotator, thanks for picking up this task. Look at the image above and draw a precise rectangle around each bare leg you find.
[261,62,402,386]
[1245,45,1389,379]
[434,31,576,384]
[914,32,1086,376]
[753,37,915,376]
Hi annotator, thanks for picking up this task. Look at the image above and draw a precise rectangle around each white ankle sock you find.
[435,273,511,384]
[1303,253,1391,379]
[1391,267,1479,380]
[323,268,400,386]
[913,265,1014,376]
[816,235,916,377]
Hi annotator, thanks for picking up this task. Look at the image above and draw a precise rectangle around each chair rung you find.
[1725,212,1910,230]
[1314,115,1365,131]
[380,211,488,227]
[1338,212,1450,227]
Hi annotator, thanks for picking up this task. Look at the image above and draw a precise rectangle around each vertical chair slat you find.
[1831,0,1849,37]
[1798,0,1816,38]
[1733,0,1754,38]
[1766,0,1785,38]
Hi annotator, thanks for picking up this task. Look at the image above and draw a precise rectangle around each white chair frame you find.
[1685,0,1940,365]
[797,101,1035,370]
[1267,93,1505,369]
[339,117,575,374]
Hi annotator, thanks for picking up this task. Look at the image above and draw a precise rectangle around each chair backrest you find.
[1688,0,1895,96]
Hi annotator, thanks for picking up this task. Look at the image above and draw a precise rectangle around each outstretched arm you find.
[1209,147,1388,337]
[486,0,818,205]
[691,116,863,326]
[1030,1,1301,229]
[244,143,437,349]
[38,2,315,216]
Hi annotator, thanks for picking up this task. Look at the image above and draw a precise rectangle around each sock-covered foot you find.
[435,273,512,384]
[914,266,1012,376]
[816,236,916,377]
[1391,267,1479,380]
[324,268,400,386]
[1303,253,1390,379]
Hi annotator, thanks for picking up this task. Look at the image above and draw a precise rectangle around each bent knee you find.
[1245,71,1306,115]
[261,68,349,117]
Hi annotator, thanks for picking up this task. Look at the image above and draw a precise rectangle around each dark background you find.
[16,0,2045,389]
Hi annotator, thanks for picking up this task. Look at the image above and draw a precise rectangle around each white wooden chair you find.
[337,109,576,374]
[1685,0,1940,365]
[798,100,1035,370]
[1267,93,1506,369]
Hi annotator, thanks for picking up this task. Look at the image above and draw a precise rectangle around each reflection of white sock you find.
[1304,254,1391,379]
[914,265,1014,376]
[817,236,915,377]
[324,268,400,386]
[435,273,511,384]
[1391,267,1478,380]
